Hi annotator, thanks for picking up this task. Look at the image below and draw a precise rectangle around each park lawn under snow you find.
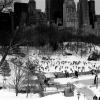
[0,84,99,100]
[0,89,86,100]
[0,89,40,100]
[0,73,100,100]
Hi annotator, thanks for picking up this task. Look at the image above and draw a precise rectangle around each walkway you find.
[53,74,100,100]
[74,83,95,100]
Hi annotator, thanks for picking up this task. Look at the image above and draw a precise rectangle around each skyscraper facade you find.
[88,0,96,28]
[14,2,28,29]
[77,0,90,28]
[45,0,64,24]
[28,0,36,12]
[45,0,50,21]
[28,0,36,25]
[63,0,78,29]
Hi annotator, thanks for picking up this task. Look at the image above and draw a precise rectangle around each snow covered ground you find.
[0,89,86,100]
[0,71,100,100]
[0,89,40,100]
[0,76,99,100]
[0,43,100,100]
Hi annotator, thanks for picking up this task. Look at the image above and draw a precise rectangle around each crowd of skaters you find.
[28,52,100,99]
[31,55,100,75]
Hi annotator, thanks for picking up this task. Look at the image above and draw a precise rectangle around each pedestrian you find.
[94,73,98,85]
[65,70,69,78]
[75,70,78,78]
[95,74,98,88]
[94,76,96,85]
[91,69,94,75]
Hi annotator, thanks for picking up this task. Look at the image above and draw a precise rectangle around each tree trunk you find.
[15,85,18,96]
[81,42,82,58]
[0,46,10,67]
[26,69,29,98]
[3,74,6,89]
[16,89,18,96]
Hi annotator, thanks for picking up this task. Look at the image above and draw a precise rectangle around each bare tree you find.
[10,57,24,96]
[24,59,37,97]
[0,0,28,68]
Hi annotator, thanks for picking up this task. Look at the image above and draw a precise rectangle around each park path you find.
[74,82,95,100]
[78,87,94,100]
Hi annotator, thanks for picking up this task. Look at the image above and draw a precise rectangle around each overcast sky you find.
[36,0,100,14]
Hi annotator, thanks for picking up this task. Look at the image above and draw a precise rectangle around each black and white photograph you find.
[0,0,100,100]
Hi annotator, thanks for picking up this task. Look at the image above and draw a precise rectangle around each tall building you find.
[28,0,36,25]
[45,0,50,21]
[0,12,11,31]
[28,0,36,11]
[77,0,90,28]
[45,0,64,24]
[14,2,28,29]
[0,12,12,45]
[88,0,96,28]
[95,15,100,36]
[63,0,78,29]
[28,0,47,25]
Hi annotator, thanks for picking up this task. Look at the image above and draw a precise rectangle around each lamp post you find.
[77,91,80,100]
[84,93,85,100]
[96,73,98,89]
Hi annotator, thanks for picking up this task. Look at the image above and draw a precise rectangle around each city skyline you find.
[36,0,100,14]
[0,0,99,14]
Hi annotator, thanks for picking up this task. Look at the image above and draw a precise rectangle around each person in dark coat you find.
[91,69,94,75]
[65,70,69,78]
[94,74,98,85]
[44,78,50,86]
[94,76,96,85]
[75,70,78,78]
